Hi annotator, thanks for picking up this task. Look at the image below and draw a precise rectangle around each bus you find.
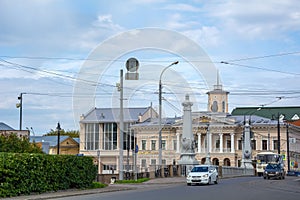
[256,151,283,176]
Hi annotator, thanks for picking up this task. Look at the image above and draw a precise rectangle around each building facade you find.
[79,83,300,174]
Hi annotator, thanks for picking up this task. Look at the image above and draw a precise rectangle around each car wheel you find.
[187,183,191,186]
[267,176,270,179]
[263,176,266,179]
[214,176,218,184]
[282,175,285,179]
[207,177,211,185]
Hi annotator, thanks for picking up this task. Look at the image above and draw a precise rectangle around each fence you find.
[97,165,255,184]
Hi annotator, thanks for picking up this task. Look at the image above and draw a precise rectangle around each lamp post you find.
[286,123,290,172]
[56,122,61,155]
[158,61,179,168]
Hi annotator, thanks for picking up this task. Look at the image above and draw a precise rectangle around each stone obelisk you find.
[241,120,254,169]
[178,94,198,175]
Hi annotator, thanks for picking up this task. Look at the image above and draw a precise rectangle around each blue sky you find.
[0,0,300,134]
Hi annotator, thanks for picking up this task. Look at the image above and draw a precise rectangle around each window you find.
[103,123,118,150]
[273,140,278,151]
[162,159,166,165]
[251,140,256,150]
[85,123,99,150]
[142,140,146,150]
[216,138,220,149]
[173,140,177,151]
[226,140,231,149]
[238,140,242,150]
[141,159,147,168]
[123,123,135,151]
[162,140,166,150]
[151,140,156,150]
[222,101,226,112]
[151,159,156,165]
[262,140,268,150]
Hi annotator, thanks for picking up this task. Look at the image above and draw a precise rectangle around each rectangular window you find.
[151,140,156,150]
[238,140,242,150]
[173,140,177,151]
[251,140,256,150]
[162,140,166,150]
[85,123,99,150]
[151,159,156,165]
[162,159,166,165]
[273,140,278,151]
[262,140,268,150]
[142,140,146,150]
[141,159,147,168]
[216,139,220,149]
[103,123,117,150]
[226,140,231,149]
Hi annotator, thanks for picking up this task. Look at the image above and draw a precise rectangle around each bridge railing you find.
[219,166,255,178]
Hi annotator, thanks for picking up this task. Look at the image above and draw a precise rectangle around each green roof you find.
[231,106,300,121]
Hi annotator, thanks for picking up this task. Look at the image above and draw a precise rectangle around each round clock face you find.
[126,57,139,72]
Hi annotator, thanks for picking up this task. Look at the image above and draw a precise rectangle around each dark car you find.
[263,163,285,180]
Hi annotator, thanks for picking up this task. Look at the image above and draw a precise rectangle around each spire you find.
[214,69,222,90]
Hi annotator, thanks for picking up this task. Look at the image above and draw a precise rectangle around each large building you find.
[79,82,300,174]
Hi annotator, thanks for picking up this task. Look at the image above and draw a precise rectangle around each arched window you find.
[223,158,231,166]
[211,101,218,112]
[201,158,206,164]
[212,158,219,166]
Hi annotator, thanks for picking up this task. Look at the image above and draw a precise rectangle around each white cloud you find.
[163,3,201,12]
[209,0,300,39]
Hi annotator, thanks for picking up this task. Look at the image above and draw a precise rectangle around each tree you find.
[0,133,43,153]
[44,129,79,138]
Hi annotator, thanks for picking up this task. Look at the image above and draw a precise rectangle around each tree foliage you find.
[44,129,79,138]
[0,133,43,153]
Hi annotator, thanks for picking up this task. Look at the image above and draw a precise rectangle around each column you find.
[230,133,235,153]
[176,132,180,153]
[219,133,223,153]
[197,133,201,153]
[209,132,212,153]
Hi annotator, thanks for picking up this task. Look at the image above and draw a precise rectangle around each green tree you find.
[0,133,43,153]
[43,129,79,138]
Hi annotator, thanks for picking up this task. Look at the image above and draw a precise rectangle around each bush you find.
[0,153,97,198]
[115,178,150,184]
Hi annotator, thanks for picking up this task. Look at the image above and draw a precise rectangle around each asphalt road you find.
[50,176,300,200]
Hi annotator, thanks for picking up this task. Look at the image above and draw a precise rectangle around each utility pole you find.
[56,122,61,155]
[277,113,280,155]
[286,124,290,172]
[119,69,124,180]
[17,93,26,130]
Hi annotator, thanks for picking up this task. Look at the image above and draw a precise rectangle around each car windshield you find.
[266,164,279,170]
[191,166,208,172]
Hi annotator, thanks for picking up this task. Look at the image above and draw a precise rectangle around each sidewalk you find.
[3,177,186,200]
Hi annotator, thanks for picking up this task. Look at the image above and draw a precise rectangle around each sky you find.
[0,0,300,135]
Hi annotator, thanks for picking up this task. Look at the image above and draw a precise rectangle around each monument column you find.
[178,94,199,175]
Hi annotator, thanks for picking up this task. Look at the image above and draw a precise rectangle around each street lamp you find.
[158,61,179,168]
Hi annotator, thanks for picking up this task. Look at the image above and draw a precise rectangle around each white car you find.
[186,165,219,186]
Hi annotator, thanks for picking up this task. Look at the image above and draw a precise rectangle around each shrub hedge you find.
[0,153,97,197]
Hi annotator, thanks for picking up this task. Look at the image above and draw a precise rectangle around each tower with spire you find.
[207,71,229,113]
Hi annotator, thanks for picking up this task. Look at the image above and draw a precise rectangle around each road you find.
[51,176,300,200]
